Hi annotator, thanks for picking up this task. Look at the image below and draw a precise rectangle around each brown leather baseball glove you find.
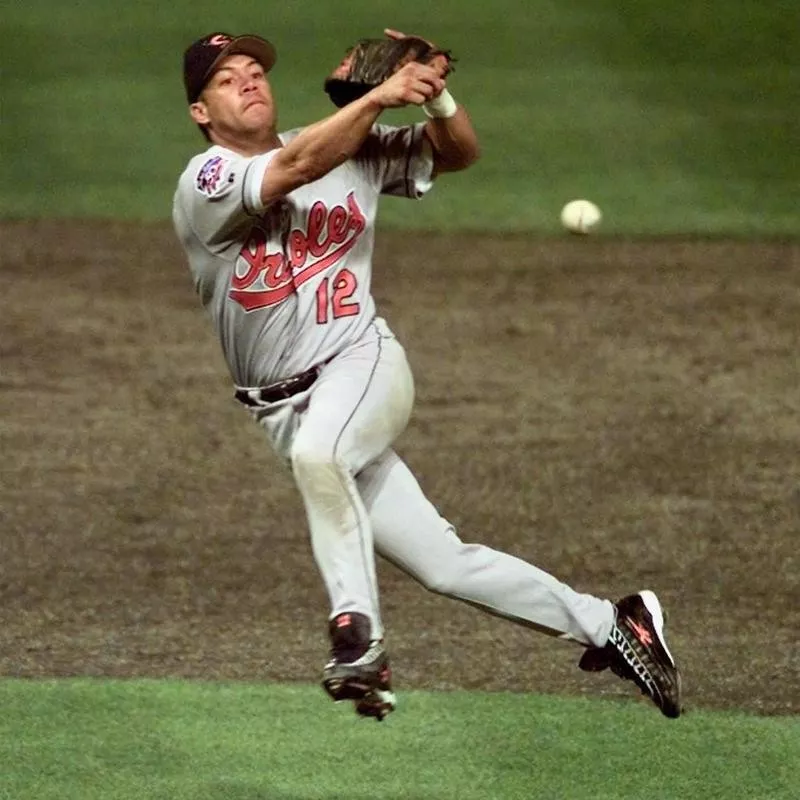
[324,36,454,108]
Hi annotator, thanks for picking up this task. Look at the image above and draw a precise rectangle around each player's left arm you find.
[381,29,479,176]
[423,103,480,177]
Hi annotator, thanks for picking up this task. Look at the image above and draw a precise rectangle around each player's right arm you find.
[259,62,445,207]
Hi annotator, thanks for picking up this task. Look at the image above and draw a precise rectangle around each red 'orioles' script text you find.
[230,192,365,312]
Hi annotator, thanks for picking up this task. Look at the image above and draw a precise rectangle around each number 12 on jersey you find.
[315,268,360,324]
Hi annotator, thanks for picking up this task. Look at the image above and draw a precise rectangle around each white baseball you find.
[560,199,602,234]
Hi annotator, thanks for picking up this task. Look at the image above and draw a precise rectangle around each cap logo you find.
[208,34,232,47]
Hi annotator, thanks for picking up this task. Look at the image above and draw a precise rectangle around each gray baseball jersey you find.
[172,123,433,387]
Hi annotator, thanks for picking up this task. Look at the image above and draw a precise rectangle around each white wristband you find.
[423,88,458,119]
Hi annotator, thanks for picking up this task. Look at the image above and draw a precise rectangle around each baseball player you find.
[172,30,682,721]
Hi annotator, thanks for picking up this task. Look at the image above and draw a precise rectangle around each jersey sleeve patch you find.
[195,155,236,199]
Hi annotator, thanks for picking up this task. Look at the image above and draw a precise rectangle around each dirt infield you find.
[1,221,798,715]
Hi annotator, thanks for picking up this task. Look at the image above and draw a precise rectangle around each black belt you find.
[235,365,321,407]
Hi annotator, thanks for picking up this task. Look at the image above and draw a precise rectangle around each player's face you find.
[190,55,277,149]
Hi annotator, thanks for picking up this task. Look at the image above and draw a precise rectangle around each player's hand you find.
[384,28,410,41]
[383,28,449,90]
[384,27,436,49]
[369,61,446,109]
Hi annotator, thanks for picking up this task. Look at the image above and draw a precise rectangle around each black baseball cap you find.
[183,32,277,103]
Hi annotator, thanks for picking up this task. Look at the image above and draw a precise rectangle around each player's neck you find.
[210,129,282,156]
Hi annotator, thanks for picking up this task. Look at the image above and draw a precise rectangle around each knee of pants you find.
[290,436,349,489]
[420,565,463,597]
[415,541,475,597]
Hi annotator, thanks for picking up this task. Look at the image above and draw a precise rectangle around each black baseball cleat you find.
[579,590,682,718]
[353,684,396,722]
[321,612,396,721]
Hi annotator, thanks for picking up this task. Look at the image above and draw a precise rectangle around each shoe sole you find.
[639,590,677,667]
[355,688,397,721]
[621,591,682,718]
[323,674,396,721]
[322,660,390,699]
[323,672,379,702]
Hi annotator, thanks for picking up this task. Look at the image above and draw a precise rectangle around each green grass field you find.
[2,0,798,233]
[2,680,798,800]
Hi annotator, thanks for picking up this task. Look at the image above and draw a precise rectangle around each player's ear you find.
[190,101,210,126]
